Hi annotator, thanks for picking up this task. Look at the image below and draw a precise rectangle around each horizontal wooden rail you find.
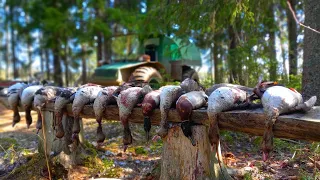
[44,103,320,142]
[1,96,320,142]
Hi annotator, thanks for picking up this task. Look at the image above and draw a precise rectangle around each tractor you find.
[89,35,202,88]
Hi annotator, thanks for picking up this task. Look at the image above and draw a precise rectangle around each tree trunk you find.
[103,36,112,64]
[97,33,103,66]
[81,44,87,84]
[268,3,278,81]
[287,0,298,78]
[213,37,222,84]
[278,6,289,82]
[63,42,69,87]
[27,38,32,79]
[53,41,63,86]
[9,4,18,79]
[126,36,132,57]
[302,0,320,105]
[45,49,50,80]
[228,26,237,83]
[25,15,33,79]
[211,46,215,83]
[160,125,232,180]
[5,27,10,80]
[39,39,44,74]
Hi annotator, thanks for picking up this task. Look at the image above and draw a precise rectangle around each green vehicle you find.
[89,35,202,88]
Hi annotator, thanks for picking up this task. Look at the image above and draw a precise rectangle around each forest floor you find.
[0,103,319,180]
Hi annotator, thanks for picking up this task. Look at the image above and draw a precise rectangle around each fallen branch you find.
[287,1,320,34]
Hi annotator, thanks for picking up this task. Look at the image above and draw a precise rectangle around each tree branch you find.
[287,1,320,34]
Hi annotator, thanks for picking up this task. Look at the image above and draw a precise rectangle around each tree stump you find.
[160,125,232,180]
[38,111,83,168]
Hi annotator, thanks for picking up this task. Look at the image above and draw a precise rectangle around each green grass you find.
[0,137,18,151]
[134,146,148,155]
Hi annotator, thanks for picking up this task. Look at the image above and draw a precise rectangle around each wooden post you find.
[38,111,83,168]
[160,125,232,180]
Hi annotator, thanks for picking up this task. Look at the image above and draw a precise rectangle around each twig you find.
[39,107,52,180]
[287,1,320,34]
[308,157,320,170]
[280,138,301,144]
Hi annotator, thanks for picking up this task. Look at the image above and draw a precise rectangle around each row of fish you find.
[7,79,317,161]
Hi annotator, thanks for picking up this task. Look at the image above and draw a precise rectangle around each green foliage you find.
[150,139,163,152]
[159,69,180,86]
[0,137,18,151]
[279,74,302,92]
[0,0,306,90]
[243,172,253,180]
[220,131,235,144]
[298,169,317,180]
[84,152,121,178]
[134,146,148,155]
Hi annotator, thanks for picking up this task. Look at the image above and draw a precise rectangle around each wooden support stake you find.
[160,125,232,180]
[38,111,83,168]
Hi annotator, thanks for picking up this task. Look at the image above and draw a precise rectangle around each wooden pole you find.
[161,125,232,180]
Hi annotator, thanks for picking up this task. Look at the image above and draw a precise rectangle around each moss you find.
[273,138,297,153]
[134,146,148,155]
[83,156,121,178]
[150,140,163,152]
[243,172,253,180]
[298,169,314,180]
[0,137,18,151]
[4,153,67,180]
[220,131,234,144]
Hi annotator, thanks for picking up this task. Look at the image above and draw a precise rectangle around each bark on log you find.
[160,125,232,180]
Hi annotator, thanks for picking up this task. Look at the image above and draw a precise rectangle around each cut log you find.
[38,110,83,168]
[160,125,232,180]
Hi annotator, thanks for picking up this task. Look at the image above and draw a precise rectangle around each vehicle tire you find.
[129,66,163,89]
[182,68,199,82]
